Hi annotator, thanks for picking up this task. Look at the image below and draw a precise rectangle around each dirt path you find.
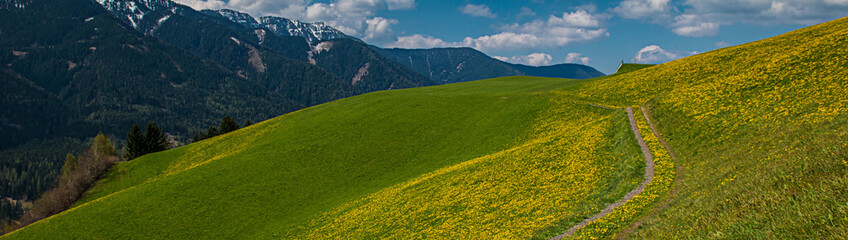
[549,107,655,240]
[612,106,686,239]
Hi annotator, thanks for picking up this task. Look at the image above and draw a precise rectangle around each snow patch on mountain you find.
[254,29,266,44]
[215,9,259,28]
[94,0,355,47]
[95,0,187,34]
[1,0,30,9]
[351,63,370,85]
[157,15,170,25]
[307,41,334,65]
[208,9,353,45]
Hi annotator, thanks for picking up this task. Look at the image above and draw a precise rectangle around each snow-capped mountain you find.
[258,16,351,44]
[94,0,186,31]
[0,0,30,9]
[205,9,353,45]
[211,9,260,28]
[92,0,353,45]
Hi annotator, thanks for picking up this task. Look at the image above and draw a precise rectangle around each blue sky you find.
[175,0,848,74]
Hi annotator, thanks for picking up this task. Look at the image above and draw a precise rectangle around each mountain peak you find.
[208,9,259,27]
[1,0,30,9]
[93,0,354,45]
[199,8,354,45]
[254,15,353,44]
[94,0,186,31]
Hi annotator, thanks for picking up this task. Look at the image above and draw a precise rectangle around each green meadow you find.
[5,16,848,240]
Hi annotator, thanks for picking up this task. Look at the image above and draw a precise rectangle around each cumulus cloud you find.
[364,17,399,41]
[467,9,608,51]
[516,7,536,18]
[564,53,590,65]
[173,0,415,43]
[671,14,720,37]
[386,34,458,49]
[685,0,848,25]
[218,0,309,18]
[493,53,554,66]
[633,45,697,63]
[459,4,497,18]
[547,9,601,27]
[613,0,848,37]
[383,0,416,10]
[825,0,848,5]
[387,9,608,51]
[714,41,731,47]
[613,0,672,20]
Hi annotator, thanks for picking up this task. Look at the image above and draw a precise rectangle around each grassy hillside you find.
[3,77,645,239]
[5,14,847,240]
[560,17,848,238]
[614,63,655,75]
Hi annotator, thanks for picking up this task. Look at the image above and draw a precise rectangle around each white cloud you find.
[671,14,720,37]
[174,0,415,43]
[304,3,338,20]
[459,4,497,18]
[613,0,848,37]
[493,53,554,66]
[220,0,309,18]
[548,9,601,27]
[467,9,608,51]
[364,17,399,41]
[633,45,697,63]
[825,0,848,5]
[564,53,590,65]
[386,34,458,49]
[387,9,608,51]
[714,41,731,47]
[383,0,416,10]
[613,0,672,19]
[516,7,536,18]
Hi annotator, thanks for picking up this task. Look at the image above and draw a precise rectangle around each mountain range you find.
[374,47,605,84]
[0,0,603,205]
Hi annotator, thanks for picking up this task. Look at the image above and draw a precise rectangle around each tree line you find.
[123,122,170,160]
[3,133,117,233]
[192,115,251,142]
[1,116,251,233]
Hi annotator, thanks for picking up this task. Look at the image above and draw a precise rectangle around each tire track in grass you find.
[550,107,655,240]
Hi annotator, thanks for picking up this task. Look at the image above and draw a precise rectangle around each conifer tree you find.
[125,124,144,160]
[145,122,169,153]
[206,127,219,139]
[219,115,239,134]
[243,119,252,127]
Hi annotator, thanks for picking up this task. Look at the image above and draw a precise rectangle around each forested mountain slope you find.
[374,47,605,84]
[0,0,432,204]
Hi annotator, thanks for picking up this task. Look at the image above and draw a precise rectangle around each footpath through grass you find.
[276,96,644,239]
[9,15,848,240]
[559,17,848,238]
